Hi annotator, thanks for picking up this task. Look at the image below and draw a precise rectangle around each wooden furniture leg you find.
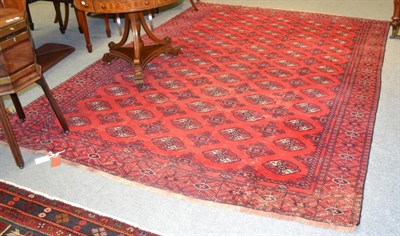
[0,97,25,168]
[26,0,72,33]
[104,14,111,38]
[391,0,400,38]
[74,9,112,52]
[52,0,70,34]
[36,77,69,133]
[10,94,26,120]
[26,1,35,30]
[190,0,199,11]
[0,78,69,169]
[0,76,69,168]
[75,8,93,52]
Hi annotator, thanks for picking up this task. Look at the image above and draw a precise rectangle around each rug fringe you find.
[60,159,356,233]
[2,145,353,232]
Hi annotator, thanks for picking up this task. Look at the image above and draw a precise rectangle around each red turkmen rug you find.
[0,3,389,231]
[0,181,157,235]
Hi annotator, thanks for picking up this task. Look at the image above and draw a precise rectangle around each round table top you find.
[74,0,178,14]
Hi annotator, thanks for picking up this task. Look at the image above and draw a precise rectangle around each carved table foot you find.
[102,52,116,64]
[167,46,182,55]
[133,65,145,85]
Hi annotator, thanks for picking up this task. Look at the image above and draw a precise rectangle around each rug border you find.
[0,179,162,236]
[60,158,356,232]
[194,2,390,23]
[351,15,389,231]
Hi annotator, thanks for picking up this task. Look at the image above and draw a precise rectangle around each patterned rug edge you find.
[193,2,390,23]
[60,158,356,232]
[0,179,161,236]
[1,124,358,232]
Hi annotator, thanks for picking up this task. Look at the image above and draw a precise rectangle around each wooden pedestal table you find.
[74,0,182,84]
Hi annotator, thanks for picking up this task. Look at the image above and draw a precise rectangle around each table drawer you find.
[157,0,176,7]
[97,0,157,13]
[75,0,159,13]
[0,30,30,50]
[0,20,26,39]
[0,31,35,80]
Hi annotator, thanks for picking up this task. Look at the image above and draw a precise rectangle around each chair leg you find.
[190,0,198,11]
[74,7,92,52]
[62,2,70,32]
[0,97,24,168]
[104,14,111,38]
[25,1,35,30]
[10,94,26,121]
[35,77,69,133]
[52,0,70,34]
[72,3,83,33]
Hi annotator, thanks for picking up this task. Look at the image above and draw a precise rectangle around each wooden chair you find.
[26,0,112,37]
[0,1,69,168]
[26,0,73,33]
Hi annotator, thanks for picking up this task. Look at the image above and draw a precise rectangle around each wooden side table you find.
[0,7,69,168]
[392,0,400,38]
[74,0,182,84]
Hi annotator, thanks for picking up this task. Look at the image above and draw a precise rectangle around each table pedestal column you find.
[102,12,181,84]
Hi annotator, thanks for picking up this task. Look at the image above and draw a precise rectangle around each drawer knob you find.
[145,1,149,5]
[81,1,89,8]
[9,27,15,31]
[101,4,106,9]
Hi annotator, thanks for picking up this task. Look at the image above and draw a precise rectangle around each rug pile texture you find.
[0,3,389,231]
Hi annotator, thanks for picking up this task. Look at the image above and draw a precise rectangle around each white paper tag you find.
[34,150,66,165]
[35,155,51,165]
